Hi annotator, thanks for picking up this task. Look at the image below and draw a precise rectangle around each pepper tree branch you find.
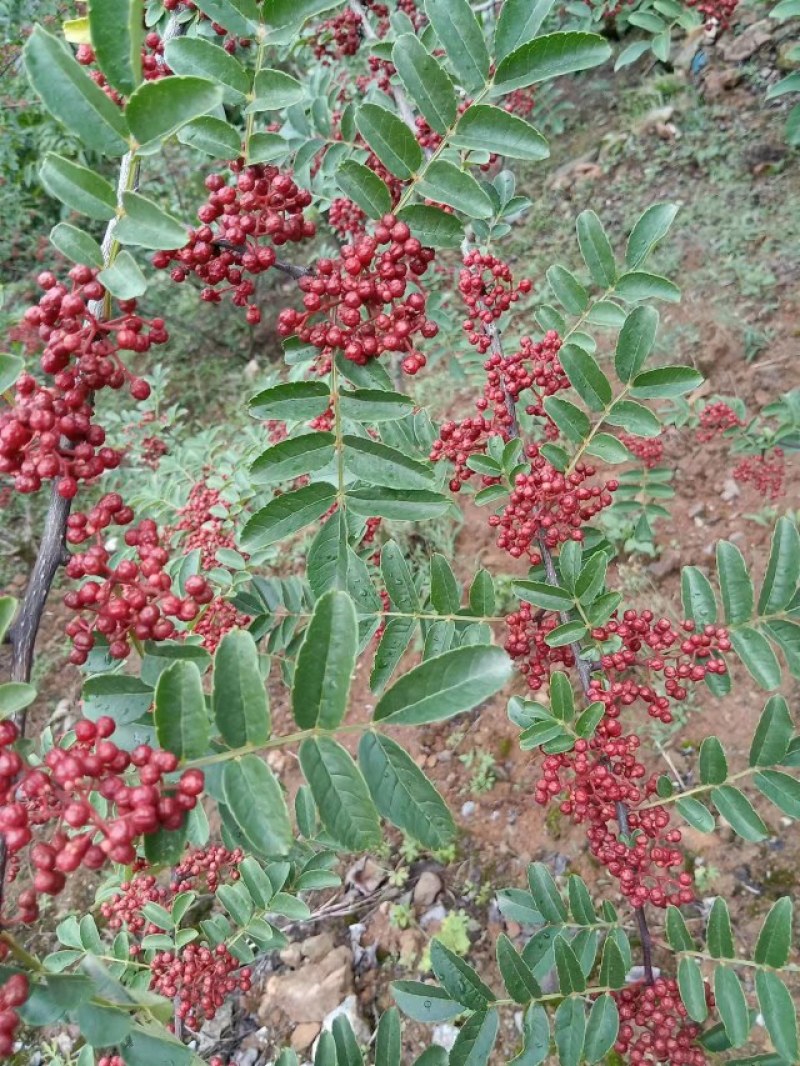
[488,316,656,984]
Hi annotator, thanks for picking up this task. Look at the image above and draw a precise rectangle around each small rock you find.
[291,1022,321,1051]
[719,20,773,63]
[777,40,800,70]
[702,66,742,100]
[419,903,447,929]
[279,945,303,968]
[647,549,682,582]
[302,932,335,963]
[346,857,387,895]
[432,1024,460,1051]
[461,801,477,818]
[721,478,740,502]
[413,871,443,907]
[688,502,706,519]
[319,994,370,1044]
[261,946,354,1024]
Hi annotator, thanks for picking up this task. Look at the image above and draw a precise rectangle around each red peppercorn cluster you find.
[150,944,251,1029]
[154,164,315,324]
[0,717,204,922]
[588,612,731,724]
[308,6,363,60]
[76,36,170,106]
[101,873,172,935]
[193,597,251,652]
[277,215,437,376]
[732,448,785,500]
[0,267,166,499]
[171,479,238,570]
[356,54,396,94]
[488,446,619,564]
[98,1057,124,1066]
[696,401,742,443]
[685,0,738,27]
[535,732,694,909]
[162,0,253,52]
[613,979,710,1064]
[504,603,576,690]
[173,844,244,892]
[0,974,28,1057]
[329,197,367,239]
[619,432,665,469]
[64,506,213,663]
[430,414,498,492]
[459,251,532,354]
[503,88,536,117]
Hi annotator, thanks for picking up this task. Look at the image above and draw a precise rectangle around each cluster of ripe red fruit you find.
[63,502,213,664]
[0,268,164,498]
[277,215,437,375]
[0,716,203,924]
[155,163,315,325]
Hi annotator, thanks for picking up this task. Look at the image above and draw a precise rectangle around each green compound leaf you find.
[392,980,465,1022]
[250,67,305,110]
[343,435,435,490]
[88,0,142,95]
[554,935,586,994]
[618,307,661,381]
[24,25,129,156]
[614,271,681,303]
[222,755,293,857]
[711,785,768,842]
[730,626,782,690]
[292,590,358,730]
[430,939,495,1011]
[699,737,728,786]
[584,994,619,1062]
[396,204,465,248]
[250,432,335,485]
[358,731,456,848]
[450,1009,499,1066]
[678,956,708,1023]
[451,105,549,161]
[392,34,457,134]
[178,116,242,157]
[716,539,754,624]
[154,660,208,761]
[424,0,490,92]
[115,191,189,249]
[625,202,679,268]
[630,365,703,398]
[299,737,381,851]
[494,0,557,63]
[417,160,494,219]
[381,540,420,612]
[494,32,611,93]
[336,160,392,219]
[40,153,117,220]
[212,629,270,748]
[754,769,800,820]
[164,37,249,100]
[496,934,542,1004]
[758,516,800,615]
[356,103,423,179]
[576,209,616,288]
[553,996,585,1066]
[375,1008,402,1066]
[681,566,718,626]
[373,645,512,725]
[754,897,793,968]
[511,1002,550,1065]
[98,250,147,300]
[50,222,105,267]
[755,970,798,1063]
[125,75,223,147]
[707,897,734,959]
[676,796,716,833]
[241,482,337,551]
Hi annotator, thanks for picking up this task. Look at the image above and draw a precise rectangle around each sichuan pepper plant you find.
[0,0,798,1064]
